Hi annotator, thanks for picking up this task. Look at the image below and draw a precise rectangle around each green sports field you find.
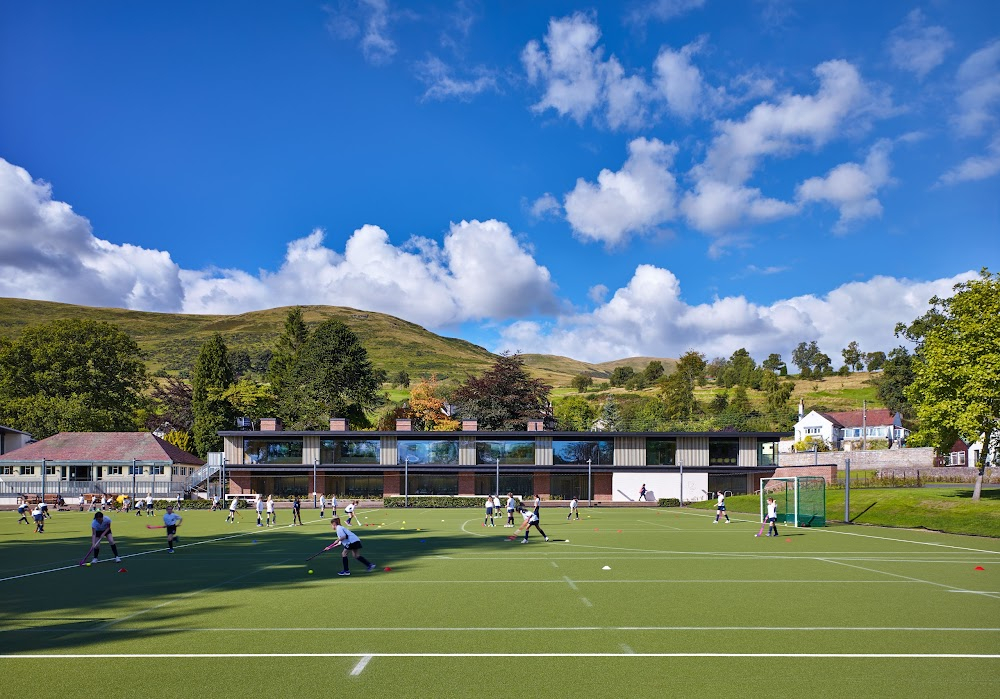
[2,505,999,698]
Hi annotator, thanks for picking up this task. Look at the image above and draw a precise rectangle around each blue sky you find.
[1,1,997,364]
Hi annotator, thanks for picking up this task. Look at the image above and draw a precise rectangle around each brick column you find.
[383,472,400,497]
[594,472,613,501]
[458,471,476,496]
[532,472,551,501]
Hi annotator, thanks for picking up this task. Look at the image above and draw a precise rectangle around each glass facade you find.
[405,473,459,495]
[324,475,384,499]
[758,440,778,467]
[320,439,380,464]
[476,440,535,465]
[550,473,591,500]
[646,439,677,465]
[552,439,613,465]
[709,438,739,466]
[708,472,749,495]
[397,439,459,465]
[474,474,534,497]
[243,438,304,465]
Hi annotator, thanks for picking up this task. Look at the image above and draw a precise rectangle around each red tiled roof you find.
[0,432,204,465]
[819,409,896,428]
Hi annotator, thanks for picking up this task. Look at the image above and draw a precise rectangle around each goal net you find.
[759,476,826,527]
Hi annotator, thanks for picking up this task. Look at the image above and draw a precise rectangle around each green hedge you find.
[657,498,681,507]
[383,496,485,508]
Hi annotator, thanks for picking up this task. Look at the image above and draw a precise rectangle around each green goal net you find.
[760,476,826,527]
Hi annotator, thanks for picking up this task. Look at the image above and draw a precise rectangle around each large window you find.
[550,474,592,500]
[709,438,739,466]
[405,473,458,495]
[251,476,310,497]
[475,474,534,497]
[320,439,380,464]
[708,472,749,495]
[107,465,123,476]
[243,438,303,465]
[758,441,778,467]
[552,439,613,465]
[646,439,676,465]
[476,440,535,465]
[324,475,384,499]
[397,440,459,465]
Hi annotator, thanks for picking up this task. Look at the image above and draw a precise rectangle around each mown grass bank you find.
[688,487,1000,538]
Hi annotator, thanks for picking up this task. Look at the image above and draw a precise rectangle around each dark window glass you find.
[323,475,385,499]
[243,439,304,465]
[474,474,534,497]
[251,476,310,497]
[646,439,677,465]
[708,473,749,495]
[397,440,459,465]
[320,439,380,464]
[708,438,739,465]
[405,473,458,495]
[550,474,592,499]
[552,440,613,465]
[757,440,777,467]
[476,440,535,465]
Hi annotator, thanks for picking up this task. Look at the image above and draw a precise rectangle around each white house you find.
[794,408,907,450]
[0,425,33,455]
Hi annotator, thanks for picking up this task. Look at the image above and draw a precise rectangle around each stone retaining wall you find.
[779,447,936,470]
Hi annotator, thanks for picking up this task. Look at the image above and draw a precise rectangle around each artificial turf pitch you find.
[2,505,998,698]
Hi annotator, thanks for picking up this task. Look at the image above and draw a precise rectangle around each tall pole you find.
[496,456,500,496]
[404,456,411,508]
[222,456,227,504]
[587,458,592,506]
[862,400,867,451]
[313,459,318,508]
[844,457,851,524]
[41,459,46,501]
[132,458,136,502]
[679,458,684,506]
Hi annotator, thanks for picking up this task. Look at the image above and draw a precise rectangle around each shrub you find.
[658,498,681,507]
[383,496,484,508]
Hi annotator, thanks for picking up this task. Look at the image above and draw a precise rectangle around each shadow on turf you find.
[0,516,530,654]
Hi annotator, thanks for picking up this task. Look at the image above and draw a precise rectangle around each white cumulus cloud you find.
[939,132,1000,184]
[886,10,952,80]
[796,139,894,231]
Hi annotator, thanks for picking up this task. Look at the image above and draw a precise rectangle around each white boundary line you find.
[3,652,999,659]
[819,558,1000,600]
[350,654,373,675]
[73,626,1000,632]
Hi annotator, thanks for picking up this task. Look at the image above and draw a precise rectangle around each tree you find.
[841,341,863,371]
[145,377,194,433]
[659,371,697,420]
[597,396,622,431]
[406,376,459,431]
[191,334,236,457]
[229,347,252,378]
[903,269,1000,501]
[813,352,833,375]
[570,374,594,393]
[865,351,887,372]
[762,353,786,374]
[267,307,310,423]
[163,429,193,454]
[876,347,915,417]
[609,366,635,387]
[642,360,665,384]
[391,370,411,388]
[729,385,752,414]
[0,319,149,439]
[761,370,795,426]
[675,350,707,386]
[222,378,276,428]
[292,319,385,429]
[553,396,597,431]
[451,352,553,431]
[791,341,820,373]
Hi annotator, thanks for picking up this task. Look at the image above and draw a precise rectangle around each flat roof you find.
[220,430,792,439]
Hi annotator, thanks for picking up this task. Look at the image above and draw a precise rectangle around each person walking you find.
[330,516,376,576]
[714,491,731,524]
[145,493,154,516]
[255,495,264,527]
[505,493,517,527]
[639,483,647,501]
[331,494,338,517]
[163,504,182,554]
[765,497,780,537]
[532,494,541,515]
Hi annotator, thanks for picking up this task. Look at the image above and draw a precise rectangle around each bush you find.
[658,498,681,507]
[383,496,484,508]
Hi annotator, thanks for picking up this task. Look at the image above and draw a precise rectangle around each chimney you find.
[461,419,478,431]
[798,399,805,420]
[395,419,412,432]
[526,419,545,432]
[260,417,283,432]
[329,418,349,431]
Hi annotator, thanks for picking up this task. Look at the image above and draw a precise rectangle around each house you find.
[0,432,205,501]
[794,408,907,450]
[0,424,33,455]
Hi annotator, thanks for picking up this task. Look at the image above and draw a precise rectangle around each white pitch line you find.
[89,626,1000,633]
[256,578,916,584]
[621,644,635,654]
[579,597,593,607]
[350,654,373,676]
[947,591,1000,595]
[638,519,682,531]
[813,524,1000,555]
[563,576,578,591]
[819,558,1000,600]
[3,652,999,659]
[550,561,559,568]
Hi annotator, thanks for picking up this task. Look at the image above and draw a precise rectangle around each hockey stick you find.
[79,529,110,565]
[306,540,342,561]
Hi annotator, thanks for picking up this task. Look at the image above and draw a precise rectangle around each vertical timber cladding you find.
[614,436,644,466]
[738,435,758,467]
[382,435,398,466]
[303,436,320,465]
[459,435,477,466]
[223,439,244,468]
[677,435,709,467]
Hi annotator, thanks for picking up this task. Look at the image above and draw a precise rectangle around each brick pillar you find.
[532,472,551,501]
[383,472,401,497]
[229,470,251,494]
[594,472,613,501]
[458,471,475,496]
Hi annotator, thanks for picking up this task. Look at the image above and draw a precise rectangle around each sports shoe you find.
[725,520,730,524]
[366,563,376,572]
[168,549,174,554]
[114,557,122,562]
[338,570,351,576]
[713,520,718,524]
[544,537,549,541]
[520,539,528,544]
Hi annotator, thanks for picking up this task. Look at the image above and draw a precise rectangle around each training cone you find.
[975,566,985,571]
[785,538,792,542]
[602,565,611,570]
[384,567,392,571]
[617,529,622,533]
[117,568,127,573]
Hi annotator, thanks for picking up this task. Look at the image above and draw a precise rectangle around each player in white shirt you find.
[88,512,121,563]
[17,503,30,525]
[255,495,264,526]
[226,496,239,523]
[319,494,327,518]
[532,494,541,515]
[505,493,516,527]
[567,497,579,520]
[265,495,276,526]
[211,495,220,511]
[517,507,548,544]
[331,495,338,516]
[484,496,495,527]
[163,505,183,553]
[331,517,376,576]
[32,505,45,533]
[145,493,154,516]
[765,497,779,537]
[345,501,356,525]
[492,495,502,517]
[713,491,731,524]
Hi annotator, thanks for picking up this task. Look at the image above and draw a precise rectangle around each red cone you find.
[383,567,392,571]
[117,568,127,573]
[975,566,985,571]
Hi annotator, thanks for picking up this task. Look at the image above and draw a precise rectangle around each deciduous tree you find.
[841,341,863,371]
[451,353,553,431]
[571,374,594,393]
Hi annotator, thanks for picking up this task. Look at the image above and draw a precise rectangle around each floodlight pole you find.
[132,459,137,502]
[679,458,684,506]
[587,458,592,506]
[496,456,500,497]
[844,457,851,524]
[41,459,46,502]
[404,456,412,508]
